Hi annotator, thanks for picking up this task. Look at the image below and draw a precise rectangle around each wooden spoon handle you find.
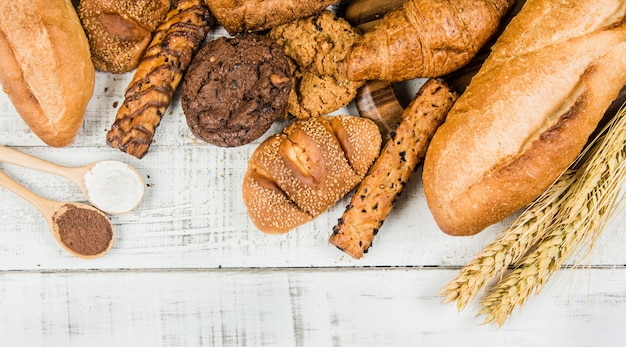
[0,146,84,183]
[344,0,405,32]
[356,80,405,141]
[0,169,57,217]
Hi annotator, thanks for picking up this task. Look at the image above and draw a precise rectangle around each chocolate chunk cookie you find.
[181,34,291,147]
[269,10,364,120]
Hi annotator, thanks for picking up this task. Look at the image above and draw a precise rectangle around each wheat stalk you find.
[478,106,626,327]
[439,170,576,310]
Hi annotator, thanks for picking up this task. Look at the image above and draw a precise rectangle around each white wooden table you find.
[1,23,625,347]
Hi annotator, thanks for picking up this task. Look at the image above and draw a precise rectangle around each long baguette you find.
[329,79,458,258]
[422,0,626,236]
[0,0,94,147]
[106,0,213,158]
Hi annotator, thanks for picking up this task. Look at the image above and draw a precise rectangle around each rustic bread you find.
[243,115,382,233]
[204,0,339,34]
[422,0,626,236]
[0,0,95,147]
[77,0,171,73]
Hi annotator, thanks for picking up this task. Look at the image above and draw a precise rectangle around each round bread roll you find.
[204,0,339,34]
[243,115,382,233]
[78,0,171,73]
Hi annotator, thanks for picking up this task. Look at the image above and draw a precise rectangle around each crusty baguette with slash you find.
[106,0,213,158]
[329,79,458,259]
[343,0,516,82]
[0,0,95,147]
[422,0,626,236]
[243,115,382,234]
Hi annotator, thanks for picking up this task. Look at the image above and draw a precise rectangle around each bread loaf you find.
[77,0,171,73]
[422,0,626,236]
[243,115,382,233]
[0,0,95,147]
[204,0,339,34]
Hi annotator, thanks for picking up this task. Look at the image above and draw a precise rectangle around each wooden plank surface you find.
[0,3,625,345]
[1,268,625,346]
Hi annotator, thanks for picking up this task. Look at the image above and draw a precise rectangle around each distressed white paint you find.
[0,12,625,346]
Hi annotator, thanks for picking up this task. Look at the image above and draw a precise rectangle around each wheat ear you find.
[439,170,576,310]
[478,107,626,327]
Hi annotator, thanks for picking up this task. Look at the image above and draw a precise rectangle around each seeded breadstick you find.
[106,0,213,158]
[329,78,458,258]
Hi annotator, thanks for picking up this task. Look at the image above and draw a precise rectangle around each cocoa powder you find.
[54,205,113,256]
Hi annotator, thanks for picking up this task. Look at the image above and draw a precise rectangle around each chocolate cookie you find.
[181,34,291,147]
[269,10,364,120]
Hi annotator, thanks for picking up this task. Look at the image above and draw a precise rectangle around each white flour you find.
[84,161,144,214]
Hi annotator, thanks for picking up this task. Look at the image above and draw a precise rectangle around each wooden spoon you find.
[355,80,405,141]
[0,169,114,259]
[344,0,405,32]
[0,146,144,214]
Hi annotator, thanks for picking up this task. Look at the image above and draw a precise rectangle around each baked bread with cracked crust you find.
[243,115,381,233]
[422,0,626,236]
[204,0,339,34]
[78,0,171,73]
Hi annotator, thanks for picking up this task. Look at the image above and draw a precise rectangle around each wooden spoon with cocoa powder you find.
[0,169,114,259]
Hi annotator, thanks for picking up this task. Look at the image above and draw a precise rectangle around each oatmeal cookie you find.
[269,10,364,120]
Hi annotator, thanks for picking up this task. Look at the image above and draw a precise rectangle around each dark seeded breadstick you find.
[329,78,458,258]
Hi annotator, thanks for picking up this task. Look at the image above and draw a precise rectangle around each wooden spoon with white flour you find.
[0,146,144,214]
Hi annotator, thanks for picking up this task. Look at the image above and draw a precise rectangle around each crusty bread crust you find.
[205,0,339,34]
[422,0,626,236]
[77,0,171,73]
[344,0,516,82]
[0,0,94,147]
[243,115,381,234]
[330,79,458,258]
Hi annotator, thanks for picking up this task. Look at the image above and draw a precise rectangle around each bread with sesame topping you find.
[243,115,382,234]
[77,0,171,73]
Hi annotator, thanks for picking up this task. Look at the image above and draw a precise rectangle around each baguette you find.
[343,0,516,82]
[330,79,458,258]
[243,115,382,234]
[0,0,95,147]
[422,0,626,236]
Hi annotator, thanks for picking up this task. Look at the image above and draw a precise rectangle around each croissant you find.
[344,0,516,82]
